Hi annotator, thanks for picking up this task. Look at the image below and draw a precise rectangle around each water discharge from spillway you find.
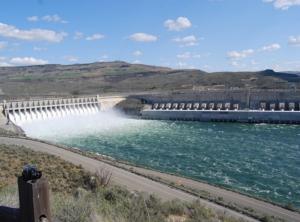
[15,106,148,140]
[9,104,100,127]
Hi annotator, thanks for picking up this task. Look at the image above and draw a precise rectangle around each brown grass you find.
[0,144,91,193]
[0,144,252,222]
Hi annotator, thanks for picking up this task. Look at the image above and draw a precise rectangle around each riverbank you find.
[1,136,300,221]
[1,143,246,222]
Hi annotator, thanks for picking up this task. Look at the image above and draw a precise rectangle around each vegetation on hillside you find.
[0,144,91,192]
[0,61,299,99]
[0,144,250,222]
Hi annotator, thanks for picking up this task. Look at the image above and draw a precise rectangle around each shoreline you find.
[0,135,258,222]
[1,135,300,221]
[55,138,298,213]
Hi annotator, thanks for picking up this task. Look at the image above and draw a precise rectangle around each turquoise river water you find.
[21,111,300,208]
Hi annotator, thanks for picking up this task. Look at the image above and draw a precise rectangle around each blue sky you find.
[0,0,300,71]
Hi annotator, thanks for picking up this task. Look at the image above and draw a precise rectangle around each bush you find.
[162,199,186,216]
[0,185,19,208]
[185,200,216,222]
[52,193,93,222]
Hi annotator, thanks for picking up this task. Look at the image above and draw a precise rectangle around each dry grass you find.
[0,127,20,137]
[0,144,91,193]
[0,144,249,222]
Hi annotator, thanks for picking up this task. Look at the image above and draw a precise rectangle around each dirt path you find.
[1,136,298,222]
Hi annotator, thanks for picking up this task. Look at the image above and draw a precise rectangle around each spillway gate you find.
[1,95,101,125]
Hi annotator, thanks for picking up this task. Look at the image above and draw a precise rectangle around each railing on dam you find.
[143,101,300,124]
[150,101,300,112]
[1,95,101,125]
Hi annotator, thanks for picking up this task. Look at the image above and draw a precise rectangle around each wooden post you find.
[18,176,52,222]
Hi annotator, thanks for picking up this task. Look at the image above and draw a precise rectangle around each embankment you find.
[0,136,259,222]
[1,136,300,222]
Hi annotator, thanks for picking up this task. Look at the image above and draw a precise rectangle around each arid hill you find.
[0,61,299,99]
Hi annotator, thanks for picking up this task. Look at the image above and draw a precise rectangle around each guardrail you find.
[0,165,52,222]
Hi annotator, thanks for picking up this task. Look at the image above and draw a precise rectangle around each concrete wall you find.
[141,110,300,124]
[138,89,300,110]
[0,105,6,122]
[4,95,100,111]
[1,95,127,119]
[99,96,126,111]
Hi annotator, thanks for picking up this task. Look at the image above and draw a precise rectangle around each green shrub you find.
[52,193,93,222]
[162,199,185,216]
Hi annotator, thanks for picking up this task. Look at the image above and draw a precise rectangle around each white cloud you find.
[0,62,11,67]
[86,33,104,41]
[177,62,195,69]
[263,0,300,10]
[9,57,48,66]
[27,16,39,22]
[251,60,258,65]
[129,33,158,42]
[164,17,192,31]
[230,60,239,67]
[177,52,192,59]
[0,22,67,42]
[260,43,281,51]
[0,57,10,67]
[178,62,187,68]
[101,54,109,59]
[132,60,141,64]
[27,15,68,23]
[64,55,78,62]
[173,35,198,47]
[227,49,254,60]
[42,14,68,23]
[289,35,300,46]
[33,46,47,51]
[98,54,109,62]
[0,41,7,49]
[74,31,84,40]
[177,52,201,59]
[133,50,143,56]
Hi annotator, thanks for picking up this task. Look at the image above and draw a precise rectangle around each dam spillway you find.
[2,95,101,126]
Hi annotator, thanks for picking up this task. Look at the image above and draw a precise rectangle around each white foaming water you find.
[19,108,149,141]
[9,104,99,126]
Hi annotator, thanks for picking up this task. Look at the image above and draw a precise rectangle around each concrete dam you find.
[1,92,300,125]
[141,101,300,124]
[0,95,126,126]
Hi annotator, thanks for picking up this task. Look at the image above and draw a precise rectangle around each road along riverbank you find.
[1,136,300,221]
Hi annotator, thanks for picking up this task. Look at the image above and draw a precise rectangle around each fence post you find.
[18,171,52,222]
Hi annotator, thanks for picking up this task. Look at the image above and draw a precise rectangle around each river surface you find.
[21,111,300,208]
